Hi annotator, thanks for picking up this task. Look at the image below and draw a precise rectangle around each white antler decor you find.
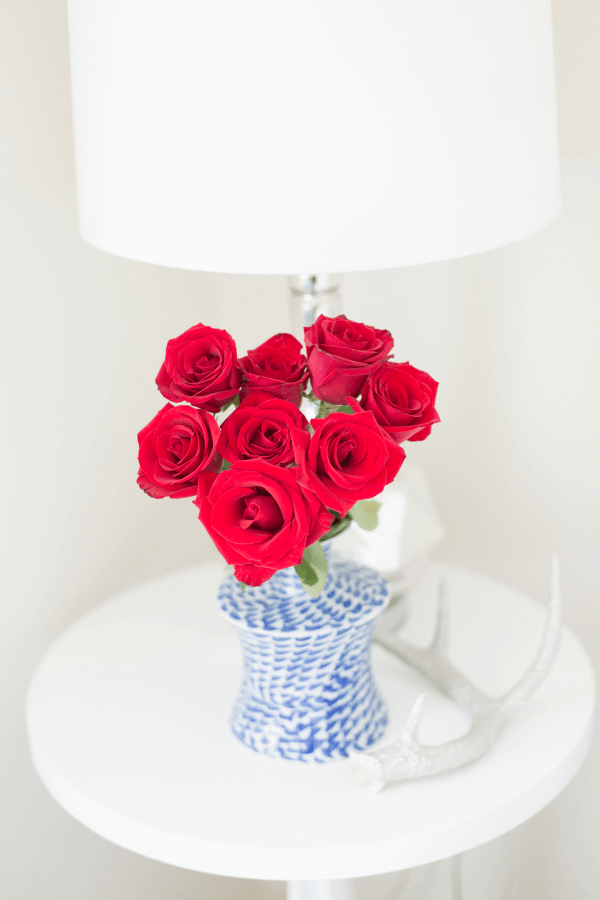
[350,558,563,792]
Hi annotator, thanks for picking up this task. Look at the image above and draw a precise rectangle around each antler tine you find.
[430,579,450,655]
[349,692,428,792]
[401,691,428,746]
[500,554,563,713]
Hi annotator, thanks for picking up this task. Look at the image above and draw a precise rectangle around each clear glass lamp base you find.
[289,274,342,336]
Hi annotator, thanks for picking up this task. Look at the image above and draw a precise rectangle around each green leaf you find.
[349,499,381,531]
[320,515,352,541]
[315,401,355,418]
[219,393,241,414]
[221,459,231,471]
[294,541,328,598]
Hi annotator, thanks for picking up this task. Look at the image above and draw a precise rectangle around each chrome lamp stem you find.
[289,274,342,335]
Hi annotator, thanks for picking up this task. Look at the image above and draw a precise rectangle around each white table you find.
[26,562,595,899]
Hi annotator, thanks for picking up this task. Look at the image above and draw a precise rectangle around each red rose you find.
[195,460,334,586]
[217,391,308,466]
[293,401,405,516]
[137,403,221,499]
[239,333,309,406]
[156,323,242,413]
[360,362,440,443]
[304,314,393,405]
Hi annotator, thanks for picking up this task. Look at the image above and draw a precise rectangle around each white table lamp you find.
[39,12,574,898]
[67,0,561,277]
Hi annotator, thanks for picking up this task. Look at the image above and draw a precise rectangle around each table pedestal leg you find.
[287,879,356,900]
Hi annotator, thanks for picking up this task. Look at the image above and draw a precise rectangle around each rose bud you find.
[156,322,242,413]
[304,314,393,405]
[239,333,309,407]
[218,391,308,466]
[292,401,405,517]
[360,362,440,443]
[137,403,222,499]
[195,460,333,587]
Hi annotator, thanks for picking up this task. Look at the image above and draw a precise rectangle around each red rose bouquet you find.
[137,315,439,595]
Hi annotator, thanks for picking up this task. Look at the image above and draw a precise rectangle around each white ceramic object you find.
[218,549,388,761]
[26,563,594,881]
[335,465,444,595]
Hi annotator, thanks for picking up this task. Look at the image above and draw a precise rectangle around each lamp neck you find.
[289,274,342,337]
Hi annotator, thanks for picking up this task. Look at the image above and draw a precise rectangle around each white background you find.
[1,2,599,898]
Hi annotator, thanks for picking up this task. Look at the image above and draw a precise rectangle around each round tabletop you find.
[26,561,595,881]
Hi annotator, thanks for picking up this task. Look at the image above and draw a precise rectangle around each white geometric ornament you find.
[335,464,445,597]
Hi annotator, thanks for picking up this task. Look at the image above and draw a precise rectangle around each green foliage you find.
[302,390,319,404]
[314,401,355,419]
[294,541,328,598]
[320,515,352,541]
[348,499,381,531]
[219,393,241,415]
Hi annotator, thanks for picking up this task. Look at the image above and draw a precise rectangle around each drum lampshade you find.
[67,1,561,274]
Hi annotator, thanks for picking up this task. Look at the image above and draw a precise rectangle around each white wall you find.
[1,1,598,898]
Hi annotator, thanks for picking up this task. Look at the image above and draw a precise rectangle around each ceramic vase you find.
[218,545,389,762]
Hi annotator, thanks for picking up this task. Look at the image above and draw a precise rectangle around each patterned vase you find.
[218,544,389,762]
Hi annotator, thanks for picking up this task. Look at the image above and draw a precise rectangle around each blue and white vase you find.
[218,544,389,762]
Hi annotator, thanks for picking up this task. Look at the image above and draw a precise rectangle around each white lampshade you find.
[67,1,561,274]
